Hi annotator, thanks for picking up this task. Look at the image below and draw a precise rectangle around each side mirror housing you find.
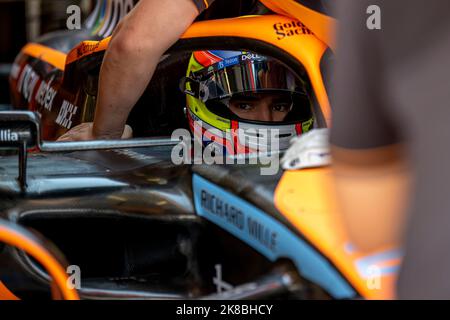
[0,111,40,192]
[0,111,40,149]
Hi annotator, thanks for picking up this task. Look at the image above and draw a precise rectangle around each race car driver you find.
[180,50,314,154]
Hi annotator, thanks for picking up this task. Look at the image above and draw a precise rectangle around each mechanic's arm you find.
[331,146,411,252]
[60,0,201,141]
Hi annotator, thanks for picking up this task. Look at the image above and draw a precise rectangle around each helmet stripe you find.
[295,123,303,135]
[193,51,223,67]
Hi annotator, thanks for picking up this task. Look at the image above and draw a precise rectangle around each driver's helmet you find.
[180,50,314,156]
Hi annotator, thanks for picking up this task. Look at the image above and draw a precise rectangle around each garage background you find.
[0,0,263,109]
[0,0,91,108]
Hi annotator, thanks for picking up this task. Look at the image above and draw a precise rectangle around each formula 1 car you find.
[0,0,401,300]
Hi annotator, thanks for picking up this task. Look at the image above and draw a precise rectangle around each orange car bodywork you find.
[275,169,400,300]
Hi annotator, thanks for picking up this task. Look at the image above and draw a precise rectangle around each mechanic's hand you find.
[57,122,133,142]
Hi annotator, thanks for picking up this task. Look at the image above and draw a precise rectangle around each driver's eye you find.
[237,103,254,111]
[272,103,291,113]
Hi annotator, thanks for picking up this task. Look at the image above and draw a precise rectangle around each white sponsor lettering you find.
[16,64,40,103]
[35,77,57,111]
[242,53,262,61]
[56,100,78,129]
[0,129,19,142]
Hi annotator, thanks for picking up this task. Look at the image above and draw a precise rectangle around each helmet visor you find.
[189,57,309,102]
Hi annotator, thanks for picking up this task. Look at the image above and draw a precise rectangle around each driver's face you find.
[228,92,292,122]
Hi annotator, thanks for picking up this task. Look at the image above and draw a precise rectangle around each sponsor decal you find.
[200,189,277,253]
[201,190,245,231]
[217,57,239,70]
[216,54,263,70]
[76,42,100,58]
[35,77,57,111]
[193,174,356,299]
[56,100,78,129]
[16,64,40,103]
[274,21,312,40]
[0,129,19,142]
[240,53,263,61]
